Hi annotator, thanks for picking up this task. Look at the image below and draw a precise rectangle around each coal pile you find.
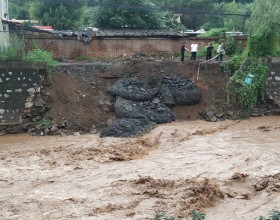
[101,75,201,137]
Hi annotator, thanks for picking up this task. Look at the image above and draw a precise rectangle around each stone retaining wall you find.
[263,57,280,106]
[0,62,44,125]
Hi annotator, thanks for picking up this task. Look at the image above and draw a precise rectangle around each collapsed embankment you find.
[40,59,230,136]
[1,57,278,136]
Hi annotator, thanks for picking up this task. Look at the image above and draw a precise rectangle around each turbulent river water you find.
[0,116,279,220]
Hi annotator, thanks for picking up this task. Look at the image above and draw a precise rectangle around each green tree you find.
[155,0,214,31]
[9,0,30,19]
[163,11,186,30]
[223,0,251,32]
[226,0,280,113]
[155,0,252,31]
[180,0,214,30]
[89,0,166,29]
[246,0,280,56]
[247,0,280,35]
[29,0,86,30]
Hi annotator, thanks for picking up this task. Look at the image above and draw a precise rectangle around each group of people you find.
[180,42,225,62]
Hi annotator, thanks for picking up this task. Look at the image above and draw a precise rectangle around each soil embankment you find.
[43,58,229,134]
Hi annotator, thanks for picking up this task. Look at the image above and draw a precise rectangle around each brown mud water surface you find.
[0,116,279,219]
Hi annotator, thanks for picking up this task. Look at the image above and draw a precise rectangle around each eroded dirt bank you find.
[42,59,229,133]
[0,116,279,219]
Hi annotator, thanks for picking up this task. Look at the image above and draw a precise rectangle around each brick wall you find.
[24,32,247,60]
[0,62,43,124]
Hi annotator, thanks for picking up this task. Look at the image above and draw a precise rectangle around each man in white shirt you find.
[190,42,198,61]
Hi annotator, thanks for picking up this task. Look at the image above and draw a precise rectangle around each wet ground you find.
[0,116,279,219]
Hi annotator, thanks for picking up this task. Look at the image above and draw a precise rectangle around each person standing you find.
[180,42,188,62]
[206,43,214,60]
[190,42,198,61]
[216,43,225,61]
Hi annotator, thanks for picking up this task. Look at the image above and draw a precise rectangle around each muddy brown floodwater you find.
[0,116,279,220]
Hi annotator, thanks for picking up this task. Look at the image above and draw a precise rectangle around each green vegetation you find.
[0,35,57,77]
[196,42,220,59]
[90,0,167,29]
[9,0,30,20]
[154,210,205,220]
[10,0,254,32]
[23,48,58,76]
[220,53,244,76]
[28,0,86,30]
[246,0,280,56]
[224,0,280,113]
[224,35,241,56]
[0,35,25,61]
[33,118,52,128]
[227,58,268,112]
[259,210,280,220]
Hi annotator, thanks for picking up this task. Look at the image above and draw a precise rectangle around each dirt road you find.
[0,116,279,219]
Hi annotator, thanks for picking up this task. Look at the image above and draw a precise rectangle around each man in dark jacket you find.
[206,43,214,60]
[180,43,188,61]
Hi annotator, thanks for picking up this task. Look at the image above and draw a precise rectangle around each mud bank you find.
[42,59,230,134]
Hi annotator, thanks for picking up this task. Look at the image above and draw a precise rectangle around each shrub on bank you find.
[0,35,57,77]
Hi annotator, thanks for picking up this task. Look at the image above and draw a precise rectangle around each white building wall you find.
[0,0,3,31]
[1,0,8,19]
[0,0,9,47]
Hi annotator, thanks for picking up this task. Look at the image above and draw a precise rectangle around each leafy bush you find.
[227,58,268,112]
[33,119,52,128]
[224,35,241,56]
[259,209,280,220]
[23,49,58,77]
[220,53,245,76]
[248,34,274,57]
[224,14,278,113]
[0,34,57,78]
